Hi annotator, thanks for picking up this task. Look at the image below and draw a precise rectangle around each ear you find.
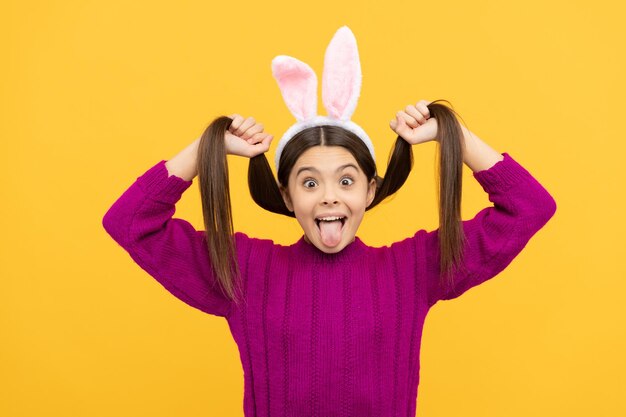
[280,185,294,212]
[366,178,376,207]
[322,26,361,120]
[271,55,318,122]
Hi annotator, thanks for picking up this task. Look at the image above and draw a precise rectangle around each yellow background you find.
[2,0,624,416]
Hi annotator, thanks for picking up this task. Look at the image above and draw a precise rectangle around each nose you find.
[321,186,339,206]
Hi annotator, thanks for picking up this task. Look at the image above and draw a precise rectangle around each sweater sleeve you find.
[101,159,238,318]
[424,152,557,307]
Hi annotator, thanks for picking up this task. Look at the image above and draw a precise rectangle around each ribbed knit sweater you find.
[102,152,557,417]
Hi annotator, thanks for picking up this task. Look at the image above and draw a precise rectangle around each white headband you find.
[271,26,376,173]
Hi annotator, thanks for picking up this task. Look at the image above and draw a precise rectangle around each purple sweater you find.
[102,152,556,417]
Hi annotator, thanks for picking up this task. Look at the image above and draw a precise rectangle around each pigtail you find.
[197,116,245,307]
[369,137,413,207]
[248,155,293,217]
[426,100,469,290]
[371,100,468,289]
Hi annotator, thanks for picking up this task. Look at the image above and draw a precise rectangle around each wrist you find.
[165,139,200,181]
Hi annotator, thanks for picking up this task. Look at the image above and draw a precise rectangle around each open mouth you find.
[314,216,347,227]
[314,216,347,247]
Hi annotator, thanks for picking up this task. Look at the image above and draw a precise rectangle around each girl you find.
[103,26,556,417]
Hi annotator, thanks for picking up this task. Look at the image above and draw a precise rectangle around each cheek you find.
[351,186,371,206]
[345,196,368,216]
[291,192,315,215]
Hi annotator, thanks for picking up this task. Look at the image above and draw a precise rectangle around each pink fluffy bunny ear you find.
[322,26,362,121]
[271,55,318,122]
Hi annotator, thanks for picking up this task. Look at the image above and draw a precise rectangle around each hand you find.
[389,100,438,145]
[225,114,274,158]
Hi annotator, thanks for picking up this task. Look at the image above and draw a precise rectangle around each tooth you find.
[316,216,346,221]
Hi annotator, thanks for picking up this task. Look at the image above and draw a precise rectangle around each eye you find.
[340,176,354,186]
[303,179,318,188]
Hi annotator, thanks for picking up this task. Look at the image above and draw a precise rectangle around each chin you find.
[317,241,347,254]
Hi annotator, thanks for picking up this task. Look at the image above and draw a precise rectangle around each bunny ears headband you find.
[271,26,375,172]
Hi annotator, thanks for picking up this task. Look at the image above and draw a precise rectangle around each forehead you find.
[292,146,358,172]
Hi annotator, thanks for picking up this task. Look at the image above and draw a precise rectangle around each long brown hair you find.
[197,99,468,305]
[196,117,244,306]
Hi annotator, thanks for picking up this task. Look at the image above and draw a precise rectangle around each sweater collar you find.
[291,234,368,262]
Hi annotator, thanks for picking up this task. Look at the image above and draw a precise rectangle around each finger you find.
[246,131,267,144]
[228,114,244,132]
[258,134,274,152]
[397,110,419,128]
[234,116,256,136]
[405,105,427,125]
[249,134,274,157]
[242,123,264,140]
[415,101,430,119]
[393,114,414,140]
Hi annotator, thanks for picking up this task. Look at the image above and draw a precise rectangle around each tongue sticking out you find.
[318,220,343,247]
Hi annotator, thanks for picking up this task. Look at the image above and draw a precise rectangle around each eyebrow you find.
[296,163,359,177]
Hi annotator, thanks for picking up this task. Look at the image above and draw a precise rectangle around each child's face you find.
[281,146,376,253]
